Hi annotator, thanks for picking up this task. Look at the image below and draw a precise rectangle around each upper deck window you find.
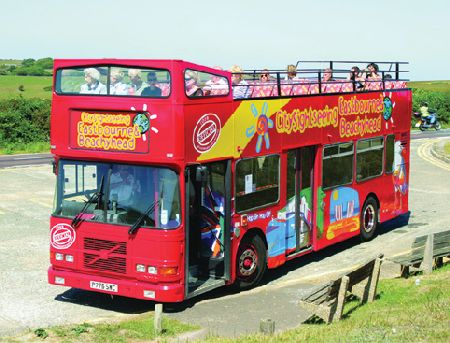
[184,69,229,98]
[55,66,171,98]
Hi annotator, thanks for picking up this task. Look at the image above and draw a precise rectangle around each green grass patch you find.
[205,264,450,342]
[0,141,49,155]
[0,75,52,100]
[6,313,197,343]
[444,142,450,156]
[408,80,450,95]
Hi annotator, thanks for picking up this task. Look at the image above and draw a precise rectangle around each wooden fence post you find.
[260,319,275,335]
[367,257,382,302]
[421,234,434,274]
[333,276,349,322]
[154,303,163,335]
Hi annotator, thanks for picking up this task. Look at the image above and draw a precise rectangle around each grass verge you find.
[444,142,450,156]
[6,314,198,343]
[0,141,50,155]
[205,264,450,342]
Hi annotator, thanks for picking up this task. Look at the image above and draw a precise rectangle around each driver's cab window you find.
[185,69,229,98]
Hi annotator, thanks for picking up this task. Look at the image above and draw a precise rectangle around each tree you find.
[22,58,36,67]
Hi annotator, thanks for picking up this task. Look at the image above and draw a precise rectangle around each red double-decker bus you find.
[48,59,411,302]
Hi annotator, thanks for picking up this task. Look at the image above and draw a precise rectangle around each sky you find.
[1,0,449,81]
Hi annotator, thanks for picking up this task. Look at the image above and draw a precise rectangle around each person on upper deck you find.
[365,63,382,81]
[259,69,271,84]
[110,69,128,95]
[185,70,203,97]
[128,69,148,96]
[285,64,298,81]
[321,68,335,83]
[80,68,107,94]
[203,66,228,95]
[347,66,365,90]
[141,71,162,97]
[230,65,250,99]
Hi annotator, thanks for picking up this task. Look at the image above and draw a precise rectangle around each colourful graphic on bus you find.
[326,187,360,240]
[246,102,274,153]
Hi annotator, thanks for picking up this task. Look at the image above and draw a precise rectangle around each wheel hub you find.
[239,248,257,277]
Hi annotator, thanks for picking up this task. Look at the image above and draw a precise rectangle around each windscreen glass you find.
[53,160,180,229]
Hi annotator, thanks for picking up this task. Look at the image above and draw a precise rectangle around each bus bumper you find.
[48,267,185,302]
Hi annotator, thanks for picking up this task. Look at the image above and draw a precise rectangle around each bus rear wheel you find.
[235,234,267,290]
[360,197,378,241]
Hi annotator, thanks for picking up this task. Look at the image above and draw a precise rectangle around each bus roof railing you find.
[232,61,409,98]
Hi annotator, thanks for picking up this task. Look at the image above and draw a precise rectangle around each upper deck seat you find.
[365,80,382,91]
[251,82,277,98]
[321,82,342,93]
[309,83,320,94]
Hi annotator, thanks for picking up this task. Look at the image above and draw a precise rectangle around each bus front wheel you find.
[360,197,378,241]
[235,234,267,290]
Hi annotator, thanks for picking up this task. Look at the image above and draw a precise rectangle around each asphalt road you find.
[0,153,52,169]
[0,137,449,338]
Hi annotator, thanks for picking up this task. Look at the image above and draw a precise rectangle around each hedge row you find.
[0,89,448,148]
[411,88,449,124]
[0,97,50,147]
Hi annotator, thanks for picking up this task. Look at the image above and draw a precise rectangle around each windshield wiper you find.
[71,176,104,228]
[129,200,159,235]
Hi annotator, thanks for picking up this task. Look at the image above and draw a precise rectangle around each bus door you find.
[286,146,315,254]
[185,160,231,298]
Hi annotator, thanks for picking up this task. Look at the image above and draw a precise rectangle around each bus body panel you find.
[49,59,411,302]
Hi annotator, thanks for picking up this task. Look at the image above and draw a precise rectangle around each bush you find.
[411,88,450,124]
[0,97,50,147]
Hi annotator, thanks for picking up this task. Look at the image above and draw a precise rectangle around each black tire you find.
[235,234,267,290]
[360,197,378,241]
[435,121,441,130]
[419,123,425,131]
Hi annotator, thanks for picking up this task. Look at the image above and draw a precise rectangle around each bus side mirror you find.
[196,166,209,186]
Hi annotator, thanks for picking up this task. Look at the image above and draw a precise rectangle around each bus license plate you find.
[90,281,118,293]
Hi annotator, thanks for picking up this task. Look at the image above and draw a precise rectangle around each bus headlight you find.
[136,264,146,272]
[147,266,157,274]
[65,255,74,262]
[55,253,64,261]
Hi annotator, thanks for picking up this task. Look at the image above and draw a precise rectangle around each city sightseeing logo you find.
[50,223,76,250]
[193,113,221,153]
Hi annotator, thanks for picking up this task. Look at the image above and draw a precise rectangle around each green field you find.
[0,75,52,100]
[408,80,450,94]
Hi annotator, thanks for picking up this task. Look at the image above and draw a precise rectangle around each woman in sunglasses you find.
[259,69,270,84]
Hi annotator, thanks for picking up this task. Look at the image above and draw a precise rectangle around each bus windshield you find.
[53,160,180,229]
[55,66,171,97]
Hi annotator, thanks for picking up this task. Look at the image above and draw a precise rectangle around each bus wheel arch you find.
[360,194,379,241]
[234,228,267,290]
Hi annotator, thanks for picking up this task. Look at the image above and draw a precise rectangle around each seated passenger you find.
[365,63,382,81]
[141,72,162,97]
[185,70,203,97]
[110,69,128,95]
[321,68,334,83]
[347,66,364,90]
[128,69,148,95]
[285,64,298,81]
[80,68,107,94]
[203,66,228,94]
[259,69,270,84]
[230,65,250,99]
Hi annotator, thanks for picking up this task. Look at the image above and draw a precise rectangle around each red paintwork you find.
[49,59,411,302]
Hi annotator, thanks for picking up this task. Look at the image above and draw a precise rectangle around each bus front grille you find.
[83,238,127,274]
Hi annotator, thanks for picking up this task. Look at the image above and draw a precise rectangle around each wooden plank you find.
[154,303,163,335]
